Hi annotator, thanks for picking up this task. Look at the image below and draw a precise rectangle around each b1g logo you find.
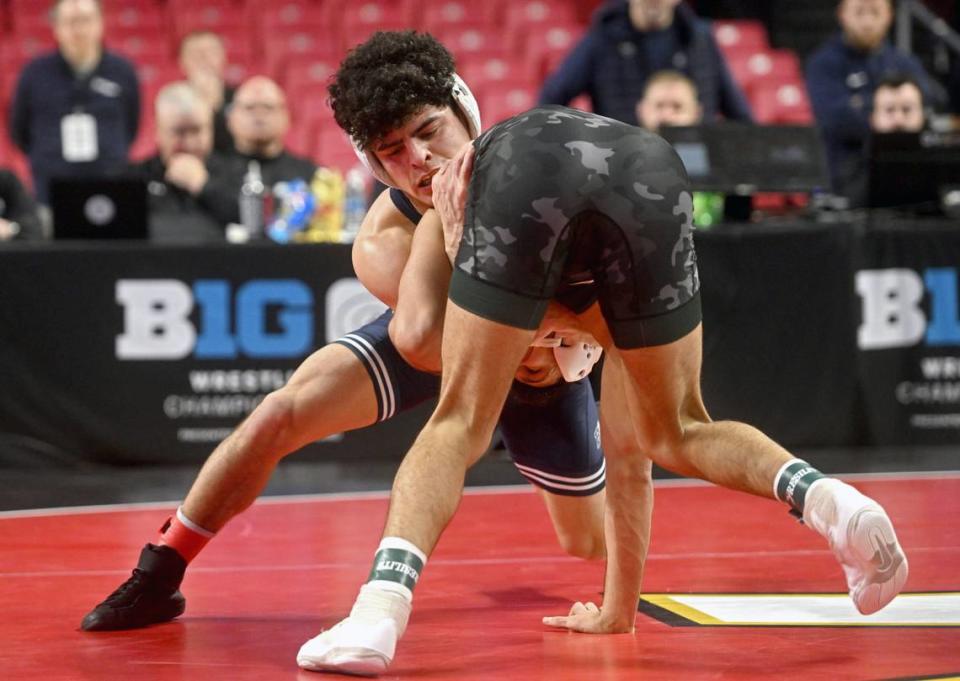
[116,279,313,360]
[856,268,960,350]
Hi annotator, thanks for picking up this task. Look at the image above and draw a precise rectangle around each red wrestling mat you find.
[1,474,958,680]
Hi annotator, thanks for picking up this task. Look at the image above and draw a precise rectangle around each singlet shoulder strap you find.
[389,187,423,225]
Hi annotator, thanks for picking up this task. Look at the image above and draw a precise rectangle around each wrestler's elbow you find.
[389,313,442,373]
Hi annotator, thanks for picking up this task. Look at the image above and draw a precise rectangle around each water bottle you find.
[239,160,266,239]
[342,165,368,243]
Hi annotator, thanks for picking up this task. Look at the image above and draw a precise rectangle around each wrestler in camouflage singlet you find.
[450,105,701,349]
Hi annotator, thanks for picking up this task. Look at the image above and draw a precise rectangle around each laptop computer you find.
[867,131,960,214]
[658,123,830,194]
[50,177,148,239]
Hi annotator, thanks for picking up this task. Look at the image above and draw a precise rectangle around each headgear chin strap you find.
[350,73,482,188]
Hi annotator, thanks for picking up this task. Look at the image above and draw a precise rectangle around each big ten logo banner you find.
[856,268,960,351]
[116,278,389,361]
[116,279,314,360]
[113,277,387,445]
[856,267,960,438]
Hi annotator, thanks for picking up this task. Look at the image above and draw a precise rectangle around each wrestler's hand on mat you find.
[432,141,475,264]
[542,601,634,634]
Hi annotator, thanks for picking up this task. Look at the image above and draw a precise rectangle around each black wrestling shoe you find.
[80,544,187,631]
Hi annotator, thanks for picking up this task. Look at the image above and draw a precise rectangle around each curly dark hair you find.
[329,31,458,151]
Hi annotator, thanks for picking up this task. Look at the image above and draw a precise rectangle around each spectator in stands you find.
[8,0,140,205]
[538,0,752,125]
[178,31,236,154]
[201,76,317,226]
[128,82,229,242]
[839,73,927,207]
[805,0,939,194]
[635,69,703,130]
[0,169,44,241]
[870,73,926,134]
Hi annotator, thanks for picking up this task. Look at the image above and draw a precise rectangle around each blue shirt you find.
[9,49,140,204]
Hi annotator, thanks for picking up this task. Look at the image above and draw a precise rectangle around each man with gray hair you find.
[8,0,140,204]
[127,81,229,242]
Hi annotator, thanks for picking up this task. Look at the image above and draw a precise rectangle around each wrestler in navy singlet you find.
[332,186,605,496]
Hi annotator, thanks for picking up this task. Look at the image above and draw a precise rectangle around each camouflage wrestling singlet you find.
[448,105,701,349]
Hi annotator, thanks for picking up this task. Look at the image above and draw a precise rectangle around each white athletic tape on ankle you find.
[772,459,807,501]
[377,537,427,564]
[176,506,216,538]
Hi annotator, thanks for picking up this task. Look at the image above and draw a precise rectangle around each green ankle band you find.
[368,548,424,592]
[775,461,824,512]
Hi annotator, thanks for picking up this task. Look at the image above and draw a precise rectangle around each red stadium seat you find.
[224,58,255,87]
[568,93,592,113]
[713,20,770,53]
[459,57,537,93]
[341,0,414,30]
[285,58,339,95]
[3,34,56,73]
[257,1,328,34]
[136,63,183,94]
[166,0,236,15]
[725,48,803,95]
[316,126,361,175]
[434,26,506,65]
[750,82,814,125]
[522,22,584,78]
[6,0,48,27]
[285,123,317,161]
[342,20,411,52]
[7,15,53,43]
[265,32,342,80]
[482,86,537,126]
[299,97,338,130]
[108,35,174,67]
[421,1,498,33]
[104,4,165,32]
[102,0,164,9]
[505,0,579,44]
[172,7,249,44]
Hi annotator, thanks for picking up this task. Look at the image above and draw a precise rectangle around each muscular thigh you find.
[282,343,380,438]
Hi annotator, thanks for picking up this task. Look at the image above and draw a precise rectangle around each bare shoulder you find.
[352,190,417,309]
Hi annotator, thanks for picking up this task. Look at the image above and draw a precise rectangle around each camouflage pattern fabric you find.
[451,105,701,348]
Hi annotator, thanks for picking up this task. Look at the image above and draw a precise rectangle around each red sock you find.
[157,507,215,563]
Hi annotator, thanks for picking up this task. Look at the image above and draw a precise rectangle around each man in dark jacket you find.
[8,0,140,205]
[538,0,752,125]
[128,82,230,242]
[805,0,940,193]
[201,76,318,226]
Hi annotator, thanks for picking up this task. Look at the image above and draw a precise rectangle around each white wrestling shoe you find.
[297,583,411,676]
[297,616,398,676]
[803,478,908,615]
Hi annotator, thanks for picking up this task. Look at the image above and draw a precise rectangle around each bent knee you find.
[240,389,297,458]
[555,528,606,561]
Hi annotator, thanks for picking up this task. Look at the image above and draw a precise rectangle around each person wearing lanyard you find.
[8,0,140,206]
